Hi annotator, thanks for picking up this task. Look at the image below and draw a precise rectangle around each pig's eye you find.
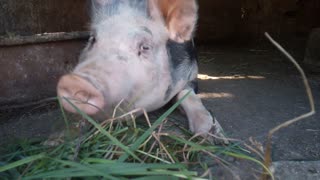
[87,36,96,50]
[89,36,96,44]
[141,45,150,51]
[138,43,152,56]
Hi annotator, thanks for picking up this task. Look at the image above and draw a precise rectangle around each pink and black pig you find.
[57,0,227,143]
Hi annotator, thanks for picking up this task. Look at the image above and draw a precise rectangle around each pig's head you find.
[57,0,198,115]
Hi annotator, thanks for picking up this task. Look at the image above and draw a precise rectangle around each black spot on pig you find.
[166,39,197,83]
[167,40,197,78]
[164,39,198,100]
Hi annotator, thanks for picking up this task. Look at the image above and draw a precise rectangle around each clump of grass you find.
[0,93,272,179]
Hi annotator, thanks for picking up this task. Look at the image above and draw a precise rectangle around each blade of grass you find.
[82,159,186,170]
[169,134,272,177]
[24,158,117,180]
[0,154,45,173]
[82,158,116,164]
[132,176,179,180]
[118,90,192,162]
[25,168,195,179]
[57,97,71,138]
[0,146,48,161]
[91,162,186,170]
[63,97,142,162]
[136,150,172,164]
[168,135,220,152]
[25,162,194,179]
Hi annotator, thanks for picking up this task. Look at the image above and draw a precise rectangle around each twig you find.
[244,143,264,160]
[112,99,125,118]
[182,133,204,162]
[207,132,240,143]
[143,109,152,127]
[262,32,316,180]
[85,108,144,142]
[152,132,175,163]
[101,108,144,127]
[109,99,125,132]
[138,109,174,164]
[143,117,166,162]
[200,169,211,178]
[103,145,116,159]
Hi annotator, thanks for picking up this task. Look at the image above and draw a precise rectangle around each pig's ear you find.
[152,0,198,43]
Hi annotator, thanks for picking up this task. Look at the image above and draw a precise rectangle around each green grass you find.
[0,93,272,179]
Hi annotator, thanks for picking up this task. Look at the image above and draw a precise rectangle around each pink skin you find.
[57,74,104,115]
[57,0,227,142]
[58,4,174,115]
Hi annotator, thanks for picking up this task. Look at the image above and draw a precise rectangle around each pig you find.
[57,0,227,143]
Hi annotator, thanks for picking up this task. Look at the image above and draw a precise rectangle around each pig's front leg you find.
[176,88,228,144]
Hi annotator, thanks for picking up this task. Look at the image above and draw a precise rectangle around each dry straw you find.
[262,32,316,180]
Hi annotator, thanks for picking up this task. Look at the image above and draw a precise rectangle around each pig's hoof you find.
[207,117,229,145]
[190,110,229,144]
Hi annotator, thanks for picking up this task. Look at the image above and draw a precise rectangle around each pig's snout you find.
[57,74,105,115]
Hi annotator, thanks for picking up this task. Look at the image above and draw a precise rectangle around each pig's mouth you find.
[57,74,105,115]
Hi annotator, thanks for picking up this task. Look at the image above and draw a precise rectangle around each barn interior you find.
[0,0,319,179]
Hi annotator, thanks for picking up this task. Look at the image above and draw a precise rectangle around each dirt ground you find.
[197,42,320,161]
[0,41,319,175]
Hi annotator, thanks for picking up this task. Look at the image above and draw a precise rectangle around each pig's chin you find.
[57,74,106,115]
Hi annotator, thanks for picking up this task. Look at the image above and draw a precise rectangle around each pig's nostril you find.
[74,90,92,103]
[57,74,105,115]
